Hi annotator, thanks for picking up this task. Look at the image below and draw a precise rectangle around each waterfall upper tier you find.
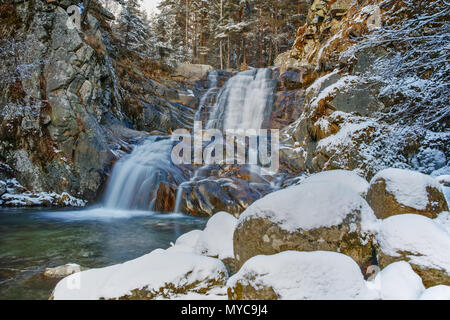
[206,68,277,131]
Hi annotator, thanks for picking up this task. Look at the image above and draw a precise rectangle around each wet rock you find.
[154,182,176,212]
[177,166,275,217]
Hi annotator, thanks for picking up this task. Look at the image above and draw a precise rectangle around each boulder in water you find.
[44,264,86,278]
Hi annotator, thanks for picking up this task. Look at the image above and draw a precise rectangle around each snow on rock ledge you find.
[377,214,450,288]
[233,182,378,270]
[366,168,448,219]
[300,169,369,196]
[227,251,377,300]
[52,249,228,300]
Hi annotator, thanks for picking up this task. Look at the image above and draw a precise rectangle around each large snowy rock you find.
[227,251,377,300]
[52,250,228,300]
[377,214,450,287]
[419,285,450,300]
[233,182,378,269]
[369,261,425,300]
[366,168,448,219]
[300,170,369,196]
[168,212,238,274]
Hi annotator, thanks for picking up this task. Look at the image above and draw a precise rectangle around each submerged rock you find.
[44,264,86,279]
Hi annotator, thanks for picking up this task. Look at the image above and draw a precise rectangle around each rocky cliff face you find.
[274,0,449,179]
[0,0,194,203]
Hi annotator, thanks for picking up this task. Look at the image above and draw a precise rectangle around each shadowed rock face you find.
[0,2,193,202]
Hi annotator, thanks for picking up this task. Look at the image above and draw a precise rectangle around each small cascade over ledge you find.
[103,137,186,211]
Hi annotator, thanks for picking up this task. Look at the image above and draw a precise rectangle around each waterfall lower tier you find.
[103,137,186,211]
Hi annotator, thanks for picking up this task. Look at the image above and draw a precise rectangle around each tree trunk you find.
[81,0,91,25]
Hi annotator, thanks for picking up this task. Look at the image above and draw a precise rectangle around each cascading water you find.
[103,137,186,211]
[206,68,277,130]
[195,70,219,122]
[173,68,277,213]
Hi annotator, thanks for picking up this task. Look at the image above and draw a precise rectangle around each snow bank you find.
[237,182,377,232]
[168,212,237,260]
[419,285,450,300]
[0,179,86,207]
[377,214,450,273]
[301,170,369,196]
[53,249,227,300]
[370,168,443,211]
[369,261,425,300]
[194,212,237,260]
[227,251,377,300]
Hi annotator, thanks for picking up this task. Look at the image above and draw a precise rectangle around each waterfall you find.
[206,68,276,130]
[103,137,185,211]
[195,70,219,122]
[173,68,277,213]
[102,68,277,213]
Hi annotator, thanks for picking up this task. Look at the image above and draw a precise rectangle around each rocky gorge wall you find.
[0,0,196,204]
[273,0,449,180]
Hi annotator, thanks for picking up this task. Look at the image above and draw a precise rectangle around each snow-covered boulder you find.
[419,285,450,300]
[227,251,377,300]
[301,170,369,196]
[377,214,450,287]
[52,249,228,300]
[233,182,378,270]
[168,212,238,273]
[366,168,448,219]
[194,212,237,260]
[369,261,425,300]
